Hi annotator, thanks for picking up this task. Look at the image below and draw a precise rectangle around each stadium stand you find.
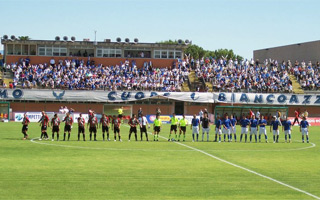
[2,56,320,93]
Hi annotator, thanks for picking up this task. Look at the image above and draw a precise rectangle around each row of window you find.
[38,47,67,56]
[154,50,182,59]
[96,48,122,58]
[6,44,182,59]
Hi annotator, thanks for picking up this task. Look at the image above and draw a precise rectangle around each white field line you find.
[30,126,320,199]
[155,133,320,200]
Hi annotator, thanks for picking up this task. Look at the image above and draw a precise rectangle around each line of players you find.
[214,114,310,143]
[21,111,310,143]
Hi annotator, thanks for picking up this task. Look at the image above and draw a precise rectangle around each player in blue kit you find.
[222,115,232,142]
[300,116,309,143]
[249,116,258,143]
[214,116,222,142]
[270,116,282,143]
[191,114,200,142]
[230,115,237,142]
[282,116,292,143]
[240,115,250,143]
[258,115,268,143]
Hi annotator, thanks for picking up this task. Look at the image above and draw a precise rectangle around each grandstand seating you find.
[2,57,320,93]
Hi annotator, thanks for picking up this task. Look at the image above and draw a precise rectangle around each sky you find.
[0,0,319,59]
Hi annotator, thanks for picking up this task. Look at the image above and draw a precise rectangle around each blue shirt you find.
[223,119,232,129]
[231,118,237,126]
[283,120,292,131]
[300,120,309,128]
[215,119,222,129]
[250,119,258,128]
[271,120,281,130]
[192,118,200,126]
[240,119,250,128]
[258,119,267,127]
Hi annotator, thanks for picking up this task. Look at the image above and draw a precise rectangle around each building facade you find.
[1,37,188,67]
[254,40,320,64]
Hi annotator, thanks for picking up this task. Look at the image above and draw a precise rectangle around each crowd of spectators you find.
[291,60,320,90]
[191,56,293,93]
[3,58,189,92]
[2,55,320,92]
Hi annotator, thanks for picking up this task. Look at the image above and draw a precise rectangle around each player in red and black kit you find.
[21,113,30,140]
[77,113,86,141]
[112,115,122,142]
[99,114,110,141]
[51,113,60,141]
[63,112,73,141]
[293,108,300,126]
[128,114,140,141]
[87,113,98,141]
[38,111,50,140]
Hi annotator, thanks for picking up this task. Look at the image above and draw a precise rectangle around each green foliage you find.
[158,40,244,60]
[157,40,183,45]
[18,36,30,41]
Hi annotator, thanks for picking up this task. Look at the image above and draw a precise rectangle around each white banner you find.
[2,89,320,106]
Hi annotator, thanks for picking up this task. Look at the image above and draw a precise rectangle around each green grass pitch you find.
[0,122,319,199]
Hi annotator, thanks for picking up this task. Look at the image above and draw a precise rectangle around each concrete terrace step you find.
[289,74,304,94]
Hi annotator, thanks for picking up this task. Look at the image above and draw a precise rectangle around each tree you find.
[157,39,243,60]
[184,44,206,60]
[18,36,30,41]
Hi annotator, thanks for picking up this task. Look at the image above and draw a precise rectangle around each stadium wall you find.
[8,101,318,118]
[5,55,176,68]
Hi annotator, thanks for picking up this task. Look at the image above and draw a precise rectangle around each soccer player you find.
[222,115,232,142]
[240,115,250,143]
[258,115,268,143]
[201,112,210,142]
[270,116,282,143]
[100,114,110,141]
[112,115,122,142]
[282,116,292,143]
[78,113,86,141]
[191,114,200,142]
[230,115,237,142]
[199,109,203,122]
[38,111,50,140]
[249,116,258,143]
[21,113,30,140]
[139,114,149,141]
[292,108,300,126]
[118,106,124,121]
[178,114,188,142]
[300,116,309,143]
[128,114,139,141]
[63,112,73,141]
[168,113,179,141]
[214,115,222,142]
[138,108,143,118]
[87,113,98,141]
[153,115,162,141]
[51,113,60,141]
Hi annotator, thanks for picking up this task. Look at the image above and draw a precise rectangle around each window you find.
[169,51,174,59]
[30,45,36,55]
[154,50,161,58]
[7,44,13,55]
[14,44,21,55]
[38,46,67,56]
[175,51,181,58]
[161,51,168,59]
[22,45,29,55]
[96,48,122,57]
[153,49,182,59]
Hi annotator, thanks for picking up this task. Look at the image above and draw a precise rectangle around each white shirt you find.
[139,116,148,126]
